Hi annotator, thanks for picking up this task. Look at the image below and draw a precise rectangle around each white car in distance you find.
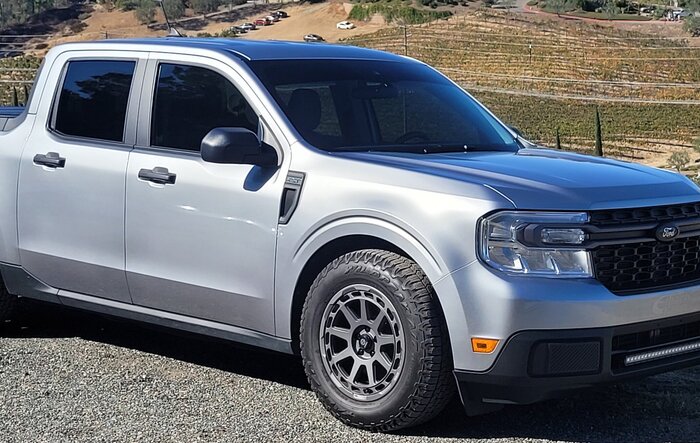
[336,21,356,30]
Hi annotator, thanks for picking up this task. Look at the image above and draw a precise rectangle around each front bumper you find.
[455,311,700,415]
[435,260,700,372]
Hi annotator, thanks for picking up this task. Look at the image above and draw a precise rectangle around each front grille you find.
[592,237,700,294]
[590,202,700,226]
[590,202,700,294]
[612,319,700,352]
[611,317,700,372]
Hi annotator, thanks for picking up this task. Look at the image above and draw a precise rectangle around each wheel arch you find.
[280,217,465,357]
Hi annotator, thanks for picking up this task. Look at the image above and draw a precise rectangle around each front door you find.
[125,60,285,334]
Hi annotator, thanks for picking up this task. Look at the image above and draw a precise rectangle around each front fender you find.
[274,214,472,367]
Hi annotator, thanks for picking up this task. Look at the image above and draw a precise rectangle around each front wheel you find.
[301,249,454,431]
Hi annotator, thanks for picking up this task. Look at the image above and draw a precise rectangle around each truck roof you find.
[58,38,409,62]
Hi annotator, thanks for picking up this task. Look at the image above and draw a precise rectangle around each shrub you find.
[348,4,452,23]
[668,151,691,172]
[684,16,700,37]
[163,0,186,19]
[191,0,223,13]
[135,1,156,23]
[115,0,139,11]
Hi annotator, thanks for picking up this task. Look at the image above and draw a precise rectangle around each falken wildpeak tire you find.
[0,280,17,323]
[300,249,454,432]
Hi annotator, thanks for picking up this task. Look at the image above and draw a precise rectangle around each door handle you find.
[138,167,177,185]
[34,152,66,168]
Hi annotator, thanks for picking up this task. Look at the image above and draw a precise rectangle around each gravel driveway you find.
[1,301,699,443]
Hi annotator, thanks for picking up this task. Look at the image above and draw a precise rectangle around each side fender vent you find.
[279,171,305,224]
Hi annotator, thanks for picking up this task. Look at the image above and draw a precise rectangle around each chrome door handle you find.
[138,167,177,185]
[33,152,66,168]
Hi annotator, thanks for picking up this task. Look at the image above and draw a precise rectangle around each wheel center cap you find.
[353,329,375,356]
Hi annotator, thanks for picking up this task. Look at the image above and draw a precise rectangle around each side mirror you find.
[200,127,278,167]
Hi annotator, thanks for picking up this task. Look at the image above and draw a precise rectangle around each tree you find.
[555,127,562,149]
[163,0,185,19]
[134,0,155,23]
[190,0,222,14]
[684,16,700,37]
[594,106,603,156]
[694,137,700,154]
[668,151,690,172]
[548,0,571,16]
[603,0,618,19]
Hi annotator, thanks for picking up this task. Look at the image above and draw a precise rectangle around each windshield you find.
[248,59,519,153]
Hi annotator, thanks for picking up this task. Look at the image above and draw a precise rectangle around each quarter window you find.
[53,60,135,142]
[151,64,259,151]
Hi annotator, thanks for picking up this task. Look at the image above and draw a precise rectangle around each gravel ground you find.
[1,301,699,443]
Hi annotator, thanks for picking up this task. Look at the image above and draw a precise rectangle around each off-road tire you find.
[301,249,454,432]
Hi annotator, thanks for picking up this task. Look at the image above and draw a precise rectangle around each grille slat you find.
[590,202,700,294]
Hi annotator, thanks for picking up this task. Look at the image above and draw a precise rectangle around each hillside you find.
[344,10,700,165]
[1,2,699,167]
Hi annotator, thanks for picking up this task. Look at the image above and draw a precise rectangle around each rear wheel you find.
[301,249,454,431]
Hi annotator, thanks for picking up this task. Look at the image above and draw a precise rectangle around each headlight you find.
[478,211,592,277]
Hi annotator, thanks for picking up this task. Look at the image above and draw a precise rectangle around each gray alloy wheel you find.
[301,249,454,432]
[319,284,405,402]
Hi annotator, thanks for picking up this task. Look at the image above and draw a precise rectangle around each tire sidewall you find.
[302,258,428,422]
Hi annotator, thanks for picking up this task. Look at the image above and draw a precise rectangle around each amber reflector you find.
[471,338,499,354]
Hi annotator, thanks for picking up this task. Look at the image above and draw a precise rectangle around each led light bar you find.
[624,340,700,366]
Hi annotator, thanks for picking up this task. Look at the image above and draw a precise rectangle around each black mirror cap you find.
[200,127,278,167]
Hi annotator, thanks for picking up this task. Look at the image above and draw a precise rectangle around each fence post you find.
[403,26,408,56]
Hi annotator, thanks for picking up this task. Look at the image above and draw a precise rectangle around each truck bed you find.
[0,106,23,131]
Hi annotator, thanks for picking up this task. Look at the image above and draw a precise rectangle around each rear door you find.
[17,53,146,302]
[125,55,287,333]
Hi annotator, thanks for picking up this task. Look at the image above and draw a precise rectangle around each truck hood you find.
[336,148,700,210]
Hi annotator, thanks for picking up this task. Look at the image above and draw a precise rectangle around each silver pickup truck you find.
[1,39,700,431]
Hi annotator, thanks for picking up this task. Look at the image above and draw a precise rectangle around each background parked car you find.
[240,22,257,31]
[303,34,325,42]
[254,18,267,26]
[336,21,355,30]
[274,10,288,18]
[267,15,280,23]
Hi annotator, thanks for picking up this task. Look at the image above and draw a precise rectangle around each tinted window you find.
[151,64,259,151]
[250,59,518,153]
[53,60,135,142]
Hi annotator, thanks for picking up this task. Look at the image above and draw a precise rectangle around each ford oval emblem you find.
[656,224,679,241]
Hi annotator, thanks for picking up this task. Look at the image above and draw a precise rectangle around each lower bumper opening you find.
[455,311,700,414]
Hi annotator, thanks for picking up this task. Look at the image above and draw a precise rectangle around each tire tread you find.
[301,249,454,432]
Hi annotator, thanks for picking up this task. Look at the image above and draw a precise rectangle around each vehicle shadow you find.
[3,299,309,390]
[3,300,699,442]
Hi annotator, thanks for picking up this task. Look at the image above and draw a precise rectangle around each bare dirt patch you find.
[236,2,385,43]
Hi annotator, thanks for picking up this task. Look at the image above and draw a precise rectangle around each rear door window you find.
[52,60,136,142]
